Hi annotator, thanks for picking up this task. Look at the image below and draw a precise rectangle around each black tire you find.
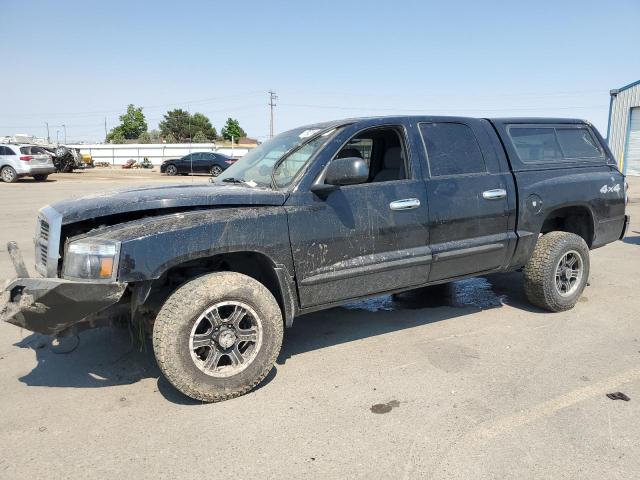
[1,166,18,183]
[210,165,223,176]
[33,174,48,182]
[153,272,283,402]
[165,164,178,176]
[523,231,590,312]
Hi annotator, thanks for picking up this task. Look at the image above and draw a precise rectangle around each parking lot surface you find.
[1,169,639,479]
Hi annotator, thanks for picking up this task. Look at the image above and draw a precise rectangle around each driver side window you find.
[333,127,408,183]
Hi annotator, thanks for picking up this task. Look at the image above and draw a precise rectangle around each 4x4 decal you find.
[600,184,621,194]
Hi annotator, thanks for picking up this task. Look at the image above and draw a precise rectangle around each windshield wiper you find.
[221,177,246,184]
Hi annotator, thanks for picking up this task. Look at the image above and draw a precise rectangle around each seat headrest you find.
[336,148,363,159]
[383,147,403,169]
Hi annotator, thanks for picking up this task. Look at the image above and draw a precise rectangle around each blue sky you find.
[1,0,638,142]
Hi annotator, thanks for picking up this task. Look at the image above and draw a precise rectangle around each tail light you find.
[625,180,629,206]
[20,155,33,161]
[225,159,236,165]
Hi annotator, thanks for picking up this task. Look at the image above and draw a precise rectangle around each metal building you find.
[607,79,640,175]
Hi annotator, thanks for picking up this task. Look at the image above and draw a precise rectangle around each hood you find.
[49,183,287,224]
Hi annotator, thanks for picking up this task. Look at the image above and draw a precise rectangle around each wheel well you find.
[540,206,594,247]
[154,252,286,318]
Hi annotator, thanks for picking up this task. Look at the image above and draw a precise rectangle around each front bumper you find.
[1,277,127,336]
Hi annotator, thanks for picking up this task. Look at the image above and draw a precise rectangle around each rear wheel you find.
[153,272,283,402]
[165,164,178,176]
[210,165,223,176]
[523,231,589,312]
[33,174,48,182]
[1,166,17,183]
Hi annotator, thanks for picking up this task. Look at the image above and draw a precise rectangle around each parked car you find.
[160,151,236,176]
[0,144,56,183]
[1,116,628,402]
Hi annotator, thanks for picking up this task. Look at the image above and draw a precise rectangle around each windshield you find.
[216,126,336,188]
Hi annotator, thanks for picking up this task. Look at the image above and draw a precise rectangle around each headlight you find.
[62,239,120,280]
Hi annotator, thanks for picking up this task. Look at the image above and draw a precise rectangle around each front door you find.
[286,125,430,307]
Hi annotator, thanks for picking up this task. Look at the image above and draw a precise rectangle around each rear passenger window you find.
[508,127,563,162]
[0,146,15,155]
[420,123,486,176]
[556,128,602,158]
[509,126,603,163]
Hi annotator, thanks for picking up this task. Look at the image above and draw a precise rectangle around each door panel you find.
[418,120,514,281]
[426,174,513,280]
[286,179,429,307]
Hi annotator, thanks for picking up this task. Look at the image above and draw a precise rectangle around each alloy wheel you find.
[554,250,583,297]
[189,301,263,378]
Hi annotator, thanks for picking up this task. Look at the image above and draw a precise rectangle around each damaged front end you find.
[1,242,128,336]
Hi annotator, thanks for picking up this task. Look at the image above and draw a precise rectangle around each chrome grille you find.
[34,207,62,277]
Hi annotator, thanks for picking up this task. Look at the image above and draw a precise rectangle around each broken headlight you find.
[62,239,120,280]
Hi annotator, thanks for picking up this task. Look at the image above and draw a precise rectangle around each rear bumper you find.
[16,165,56,176]
[620,215,630,240]
[1,277,127,336]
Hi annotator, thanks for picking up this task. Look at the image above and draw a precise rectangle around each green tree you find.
[164,132,177,143]
[192,131,207,143]
[138,131,152,143]
[148,129,161,142]
[107,104,147,140]
[109,130,126,144]
[191,112,217,140]
[158,109,192,142]
[220,118,246,141]
[159,109,217,142]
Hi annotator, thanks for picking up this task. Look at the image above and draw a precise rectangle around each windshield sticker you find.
[298,129,321,139]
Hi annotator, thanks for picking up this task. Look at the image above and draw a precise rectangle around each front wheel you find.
[153,272,283,402]
[165,164,178,176]
[523,231,590,312]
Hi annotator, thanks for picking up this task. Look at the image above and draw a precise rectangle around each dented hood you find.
[50,183,287,224]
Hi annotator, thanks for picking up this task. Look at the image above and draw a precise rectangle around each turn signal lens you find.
[99,257,114,278]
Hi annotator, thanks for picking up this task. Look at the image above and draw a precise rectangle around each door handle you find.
[482,189,507,200]
[389,198,421,210]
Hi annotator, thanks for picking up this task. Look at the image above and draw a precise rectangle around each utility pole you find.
[45,122,50,143]
[62,124,67,144]
[268,90,277,138]
[104,118,107,141]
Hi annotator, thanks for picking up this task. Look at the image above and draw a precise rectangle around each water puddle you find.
[343,277,507,312]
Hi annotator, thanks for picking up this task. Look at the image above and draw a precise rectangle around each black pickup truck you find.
[1,116,629,401]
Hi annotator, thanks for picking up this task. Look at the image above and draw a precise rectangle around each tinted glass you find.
[420,123,486,176]
[556,128,602,158]
[509,127,563,162]
[509,126,603,162]
[0,146,15,155]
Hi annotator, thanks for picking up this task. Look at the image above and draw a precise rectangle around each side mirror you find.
[311,156,368,193]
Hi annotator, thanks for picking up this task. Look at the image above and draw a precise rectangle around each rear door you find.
[418,119,516,281]
[0,145,16,167]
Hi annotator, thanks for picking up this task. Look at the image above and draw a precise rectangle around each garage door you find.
[626,107,640,176]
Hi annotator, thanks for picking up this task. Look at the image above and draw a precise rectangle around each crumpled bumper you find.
[1,277,127,336]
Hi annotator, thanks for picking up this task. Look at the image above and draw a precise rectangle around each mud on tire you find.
[152,272,283,402]
[523,231,590,312]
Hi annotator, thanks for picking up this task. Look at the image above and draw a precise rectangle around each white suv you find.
[0,144,56,183]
